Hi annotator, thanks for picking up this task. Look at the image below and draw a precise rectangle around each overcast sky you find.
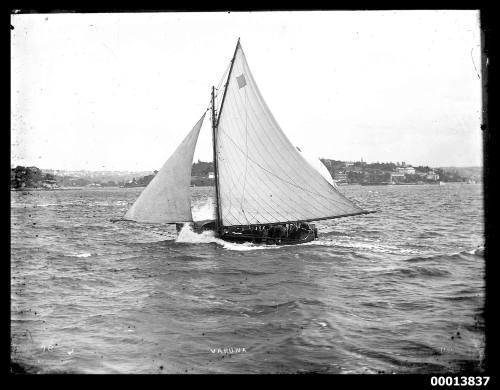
[11,11,482,171]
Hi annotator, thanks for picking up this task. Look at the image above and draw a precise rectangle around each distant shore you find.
[11,187,87,191]
[11,185,219,192]
[11,182,478,194]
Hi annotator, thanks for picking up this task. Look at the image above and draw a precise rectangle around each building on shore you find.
[390,172,406,183]
[396,166,416,175]
[426,171,440,181]
[41,179,59,189]
[333,171,348,184]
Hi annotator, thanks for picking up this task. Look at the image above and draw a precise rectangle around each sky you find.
[11,11,483,171]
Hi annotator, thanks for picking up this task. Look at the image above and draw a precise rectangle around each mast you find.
[216,37,240,128]
[211,38,241,234]
[211,86,222,233]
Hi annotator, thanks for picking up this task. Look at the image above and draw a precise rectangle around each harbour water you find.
[11,183,484,374]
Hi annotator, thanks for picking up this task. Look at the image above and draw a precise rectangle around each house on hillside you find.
[396,166,415,175]
[41,179,59,189]
[426,171,440,181]
[390,172,405,183]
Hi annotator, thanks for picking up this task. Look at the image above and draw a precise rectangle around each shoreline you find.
[11,182,474,193]
[11,185,217,192]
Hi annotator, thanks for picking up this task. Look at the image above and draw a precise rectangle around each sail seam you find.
[238,55,330,196]
[220,127,360,213]
[218,125,306,222]
[218,88,327,217]
[242,50,357,209]
[217,87,308,221]
[219,134,295,224]
[219,99,361,220]
[215,42,364,226]
[240,86,250,224]
[219,148,298,224]
[218,97,355,220]
[225,59,350,212]
[230,88,361,209]
[216,57,323,219]
[219,135,348,223]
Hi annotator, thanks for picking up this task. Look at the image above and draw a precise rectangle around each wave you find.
[11,203,34,209]
[67,252,93,258]
[467,247,484,256]
[239,298,326,317]
[404,246,484,263]
[383,266,451,278]
[440,295,480,302]
[315,238,419,255]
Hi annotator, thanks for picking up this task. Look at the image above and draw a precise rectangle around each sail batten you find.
[215,43,365,227]
[124,114,205,224]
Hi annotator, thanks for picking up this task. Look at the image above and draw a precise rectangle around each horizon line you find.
[11,160,484,172]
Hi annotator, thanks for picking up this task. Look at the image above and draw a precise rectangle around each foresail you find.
[297,147,337,188]
[216,43,365,226]
[124,114,205,223]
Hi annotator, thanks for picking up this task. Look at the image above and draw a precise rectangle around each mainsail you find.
[124,114,205,223]
[215,42,366,226]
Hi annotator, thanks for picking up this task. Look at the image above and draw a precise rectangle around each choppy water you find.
[11,184,484,374]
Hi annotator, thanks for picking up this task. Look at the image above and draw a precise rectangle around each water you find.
[11,184,485,374]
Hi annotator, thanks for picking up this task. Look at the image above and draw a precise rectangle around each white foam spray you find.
[73,252,92,258]
[175,223,275,251]
[191,197,216,222]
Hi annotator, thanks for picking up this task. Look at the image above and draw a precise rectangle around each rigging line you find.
[220,174,272,225]
[219,111,329,219]
[224,66,333,205]
[219,123,307,222]
[205,91,215,114]
[238,54,340,201]
[214,62,232,114]
[220,128,357,213]
[218,133,322,223]
[217,51,361,216]
[218,109,353,215]
[219,167,276,226]
[223,85,361,212]
[216,61,231,91]
[217,115,305,222]
[217,134,289,224]
[218,135,294,224]
[228,163,294,224]
[217,90,326,216]
[240,86,250,224]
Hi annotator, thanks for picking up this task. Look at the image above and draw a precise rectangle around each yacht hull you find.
[220,230,316,245]
[176,220,317,246]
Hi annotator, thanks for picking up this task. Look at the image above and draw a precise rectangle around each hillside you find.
[11,161,482,190]
[438,167,482,179]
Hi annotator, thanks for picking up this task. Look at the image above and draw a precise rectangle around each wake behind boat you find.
[122,39,374,245]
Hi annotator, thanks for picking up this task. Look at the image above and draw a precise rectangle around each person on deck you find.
[262,225,269,243]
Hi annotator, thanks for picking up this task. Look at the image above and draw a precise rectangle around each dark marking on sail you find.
[236,74,247,89]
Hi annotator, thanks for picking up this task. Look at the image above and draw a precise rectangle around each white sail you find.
[297,147,337,188]
[124,114,205,223]
[215,42,365,226]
